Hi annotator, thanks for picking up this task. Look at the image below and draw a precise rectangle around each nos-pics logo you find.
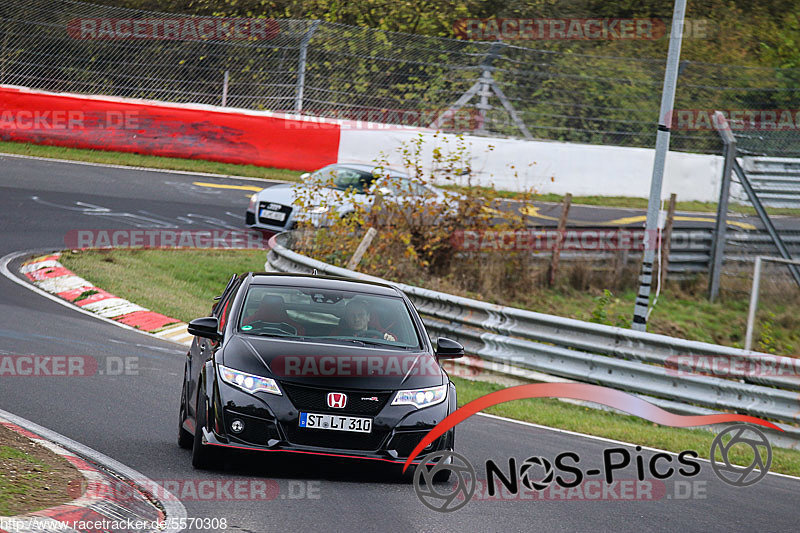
[413,424,772,512]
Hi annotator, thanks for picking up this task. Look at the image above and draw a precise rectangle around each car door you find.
[188,274,240,414]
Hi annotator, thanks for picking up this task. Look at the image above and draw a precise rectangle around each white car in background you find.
[245,163,450,232]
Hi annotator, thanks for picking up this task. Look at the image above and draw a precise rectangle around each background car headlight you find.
[218,365,281,396]
[248,194,258,211]
[391,384,447,409]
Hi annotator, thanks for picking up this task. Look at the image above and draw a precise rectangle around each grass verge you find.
[0,425,82,516]
[59,249,267,323]
[57,248,800,475]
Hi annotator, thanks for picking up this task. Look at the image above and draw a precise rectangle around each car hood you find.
[255,183,368,208]
[220,335,444,390]
[254,183,298,205]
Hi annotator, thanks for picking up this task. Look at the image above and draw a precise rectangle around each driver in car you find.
[337,300,396,342]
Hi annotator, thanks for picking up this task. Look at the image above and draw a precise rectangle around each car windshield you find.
[238,285,422,349]
[311,166,377,194]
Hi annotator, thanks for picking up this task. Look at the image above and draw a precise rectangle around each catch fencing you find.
[2,0,799,153]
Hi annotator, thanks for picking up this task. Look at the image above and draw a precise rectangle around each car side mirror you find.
[188,317,221,341]
[435,337,464,359]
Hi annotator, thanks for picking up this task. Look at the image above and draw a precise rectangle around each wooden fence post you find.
[660,193,677,285]
[548,193,572,286]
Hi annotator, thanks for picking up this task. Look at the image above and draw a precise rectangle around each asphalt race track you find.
[0,154,797,532]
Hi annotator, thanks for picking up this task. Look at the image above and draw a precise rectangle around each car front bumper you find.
[204,379,456,464]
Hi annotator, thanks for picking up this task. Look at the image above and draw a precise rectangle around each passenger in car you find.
[242,295,305,335]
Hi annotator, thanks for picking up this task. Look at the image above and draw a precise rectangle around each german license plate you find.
[260,209,286,221]
[298,412,372,433]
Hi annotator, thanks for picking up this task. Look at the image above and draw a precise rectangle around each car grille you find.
[258,201,292,227]
[280,382,392,416]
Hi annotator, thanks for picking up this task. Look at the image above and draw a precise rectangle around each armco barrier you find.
[266,231,800,446]
[0,85,339,171]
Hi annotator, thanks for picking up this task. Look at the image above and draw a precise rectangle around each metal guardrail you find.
[740,156,800,209]
[266,231,800,445]
[494,227,800,276]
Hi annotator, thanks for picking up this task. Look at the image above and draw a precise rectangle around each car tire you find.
[177,382,193,449]
[191,393,215,469]
[433,467,452,483]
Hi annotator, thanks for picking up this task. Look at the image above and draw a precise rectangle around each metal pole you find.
[632,0,687,331]
[295,20,320,114]
[221,70,229,107]
[709,111,736,301]
[744,256,762,351]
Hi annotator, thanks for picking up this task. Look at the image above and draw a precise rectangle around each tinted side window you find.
[214,278,241,333]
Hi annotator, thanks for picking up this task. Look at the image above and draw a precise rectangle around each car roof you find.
[335,163,408,178]
[246,272,403,297]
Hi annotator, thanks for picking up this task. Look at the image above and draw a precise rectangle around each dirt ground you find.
[0,424,83,516]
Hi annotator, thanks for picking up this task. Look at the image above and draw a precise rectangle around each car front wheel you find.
[191,392,216,469]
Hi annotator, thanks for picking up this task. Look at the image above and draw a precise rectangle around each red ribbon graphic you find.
[403,382,782,472]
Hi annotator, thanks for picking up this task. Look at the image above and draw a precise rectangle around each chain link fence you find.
[2,0,800,154]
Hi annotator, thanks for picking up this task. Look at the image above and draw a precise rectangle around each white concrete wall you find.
[337,128,724,202]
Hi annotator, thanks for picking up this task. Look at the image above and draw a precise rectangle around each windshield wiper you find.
[251,332,302,339]
[317,336,412,349]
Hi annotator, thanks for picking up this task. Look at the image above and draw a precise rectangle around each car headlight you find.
[309,206,329,214]
[218,364,281,396]
[391,384,447,409]
[248,194,258,211]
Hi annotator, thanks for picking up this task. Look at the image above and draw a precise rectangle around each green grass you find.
[57,248,800,476]
[5,139,798,216]
[452,377,800,477]
[59,249,268,323]
[0,446,50,516]
[0,140,303,183]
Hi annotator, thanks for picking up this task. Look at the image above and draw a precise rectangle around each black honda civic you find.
[178,272,463,475]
